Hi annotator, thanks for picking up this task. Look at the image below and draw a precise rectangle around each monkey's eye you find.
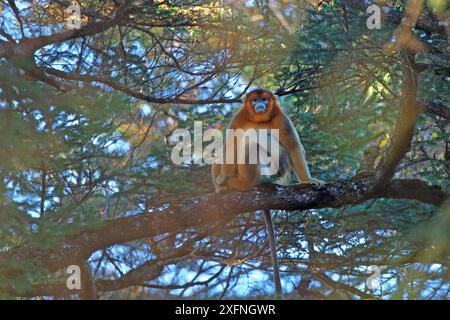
[262,98,268,103]
[252,99,258,103]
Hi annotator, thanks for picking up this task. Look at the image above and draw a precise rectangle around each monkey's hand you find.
[302,177,325,187]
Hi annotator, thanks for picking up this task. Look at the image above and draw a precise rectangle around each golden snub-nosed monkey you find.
[212,88,324,193]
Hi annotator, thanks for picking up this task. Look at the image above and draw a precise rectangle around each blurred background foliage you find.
[0,0,448,299]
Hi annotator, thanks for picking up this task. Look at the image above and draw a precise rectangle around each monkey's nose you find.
[254,103,267,113]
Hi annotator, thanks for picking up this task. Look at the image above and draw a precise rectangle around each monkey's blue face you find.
[251,98,268,113]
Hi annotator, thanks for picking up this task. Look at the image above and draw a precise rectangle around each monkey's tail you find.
[262,210,283,299]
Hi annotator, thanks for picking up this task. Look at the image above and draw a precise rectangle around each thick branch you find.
[1,178,446,278]
[373,50,421,188]
[0,6,128,59]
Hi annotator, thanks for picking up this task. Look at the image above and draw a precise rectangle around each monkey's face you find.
[244,89,277,122]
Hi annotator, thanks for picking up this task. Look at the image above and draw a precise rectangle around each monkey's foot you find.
[215,184,230,193]
[303,178,325,187]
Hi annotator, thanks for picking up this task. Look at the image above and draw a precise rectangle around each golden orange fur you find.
[212,89,324,192]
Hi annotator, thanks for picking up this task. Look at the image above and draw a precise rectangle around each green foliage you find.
[0,0,448,300]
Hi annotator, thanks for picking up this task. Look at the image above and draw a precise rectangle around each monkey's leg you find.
[218,163,237,183]
[214,137,239,187]
[219,136,239,180]
[262,210,282,298]
[212,136,237,192]
[225,163,259,191]
[212,163,231,193]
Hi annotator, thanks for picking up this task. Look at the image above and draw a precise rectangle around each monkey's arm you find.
[216,117,242,185]
[279,115,325,186]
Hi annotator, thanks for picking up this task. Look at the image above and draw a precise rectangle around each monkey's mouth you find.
[254,103,267,113]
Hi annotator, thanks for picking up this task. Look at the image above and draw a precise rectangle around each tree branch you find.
[373,50,421,189]
[1,178,446,283]
[43,67,243,105]
[0,5,128,59]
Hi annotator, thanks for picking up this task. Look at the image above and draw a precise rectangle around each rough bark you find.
[1,178,447,276]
